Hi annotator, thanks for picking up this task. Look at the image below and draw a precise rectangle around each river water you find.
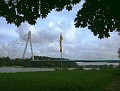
[0,67,54,73]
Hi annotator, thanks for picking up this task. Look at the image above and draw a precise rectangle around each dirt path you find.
[106,76,120,91]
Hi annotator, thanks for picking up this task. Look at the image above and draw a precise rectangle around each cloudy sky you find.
[0,1,120,60]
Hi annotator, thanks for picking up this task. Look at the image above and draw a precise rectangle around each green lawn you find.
[0,69,120,91]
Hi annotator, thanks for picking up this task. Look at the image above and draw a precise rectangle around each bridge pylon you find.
[22,31,34,60]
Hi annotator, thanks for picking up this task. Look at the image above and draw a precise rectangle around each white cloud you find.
[48,22,54,28]
[0,18,18,45]
[47,20,77,44]
[16,22,36,40]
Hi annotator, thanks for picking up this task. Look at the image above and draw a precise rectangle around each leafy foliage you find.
[0,0,81,27]
[118,48,120,59]
[0,0,120,38]
[74,0,120,38]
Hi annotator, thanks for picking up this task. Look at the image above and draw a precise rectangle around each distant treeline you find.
[0,56,79,68]
[83,64,119,69]
[34,56,68,60]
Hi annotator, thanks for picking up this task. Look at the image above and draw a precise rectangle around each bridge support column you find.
[22,31,34,60]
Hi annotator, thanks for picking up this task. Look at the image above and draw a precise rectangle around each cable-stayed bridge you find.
[0,31,119,63]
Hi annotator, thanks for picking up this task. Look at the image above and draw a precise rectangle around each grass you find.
[0,69,120,91]
[106,76,120,91]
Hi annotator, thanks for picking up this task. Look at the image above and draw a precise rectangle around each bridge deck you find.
[31,60,120,63]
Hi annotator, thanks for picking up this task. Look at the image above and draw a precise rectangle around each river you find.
[0,67,54,73]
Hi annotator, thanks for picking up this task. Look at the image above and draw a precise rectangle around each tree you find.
[0,0,120,38]
[118,48,120,66]
[0,0,80,26]
[75,0,120,38]
[118,48,120,59]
